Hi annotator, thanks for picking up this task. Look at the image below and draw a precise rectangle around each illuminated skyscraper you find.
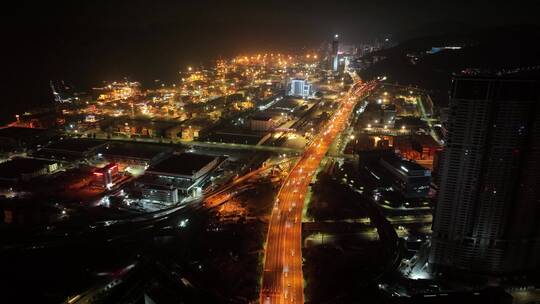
[430,74,540,274]
[331,34,339,71]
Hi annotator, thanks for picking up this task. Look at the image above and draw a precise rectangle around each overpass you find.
[178,139,303,154]
[90,135,360,160]
[101,136,304,154]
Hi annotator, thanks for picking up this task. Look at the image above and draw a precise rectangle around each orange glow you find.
[260,80,377,303]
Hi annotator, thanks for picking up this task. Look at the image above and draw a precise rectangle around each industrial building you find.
[99,143,172,169]
[0,158,59,182]
[0,127,55,153]
[137,153,221,203]
[379,153,431,198]
[140,184,179,205]
[37,139,106,161]
[249,113,278,131]
[381,104,397,128]
[92,163,121,189]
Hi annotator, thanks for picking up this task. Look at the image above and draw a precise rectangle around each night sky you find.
[2,0,539,122]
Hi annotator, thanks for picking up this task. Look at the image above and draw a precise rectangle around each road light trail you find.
[260,79,377,304]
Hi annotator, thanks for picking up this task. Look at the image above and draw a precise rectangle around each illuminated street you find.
[2,2,540,303]
[261,80,376,303]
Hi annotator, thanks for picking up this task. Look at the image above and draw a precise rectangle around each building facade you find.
[331,34,339,71]
[288,78,312,98]
[141,184,179,204]
[430,75,540,274]
[93,163,120,189]
[137,153,220,202]
[250,114,277,131]
[379,153,431,198]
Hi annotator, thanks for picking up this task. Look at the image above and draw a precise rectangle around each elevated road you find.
[89,129,361,159]
[260,80,377,304]
[99,134,304,154]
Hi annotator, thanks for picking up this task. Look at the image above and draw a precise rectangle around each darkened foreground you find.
[303,171,399,303]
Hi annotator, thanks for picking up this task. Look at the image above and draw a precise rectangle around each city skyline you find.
[4,1,540,118]
[1,1,540,303]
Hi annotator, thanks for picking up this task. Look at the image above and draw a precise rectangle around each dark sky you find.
[1,0,539,121]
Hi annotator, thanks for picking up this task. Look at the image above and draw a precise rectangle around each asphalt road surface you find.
[260,80,377,304]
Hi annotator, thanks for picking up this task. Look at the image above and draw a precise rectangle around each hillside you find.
[359,25,540,106]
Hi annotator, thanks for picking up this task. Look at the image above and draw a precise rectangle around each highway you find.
[260,79,377,304]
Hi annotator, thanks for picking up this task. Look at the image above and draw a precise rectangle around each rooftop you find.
[44,139,106,153]
[251,113,275,121]
[0,127,50,140]
[147,153,217,177]
[0,158,56,179]
[205,132,266,145]
[101,143,172,160]
[138,175,193,190]
[95,163,118,174]
[271,97,302,111]
[381,153,429,175]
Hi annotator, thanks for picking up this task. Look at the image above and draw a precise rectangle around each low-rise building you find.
[92,163,120,189]
[99,143,171,168]
[140,184,179,204]
[249,114,278,131]
[410,134,441,160]
[0,157,59,182]
[179,118,211,141]
[0,127,55,153]
[288,78,312,98]
[382,104,397,128]
[181,125,202,141]
[136,153,221,203]
[146,153,219,181]
[37,138,106,161]
[379,153,431,198]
